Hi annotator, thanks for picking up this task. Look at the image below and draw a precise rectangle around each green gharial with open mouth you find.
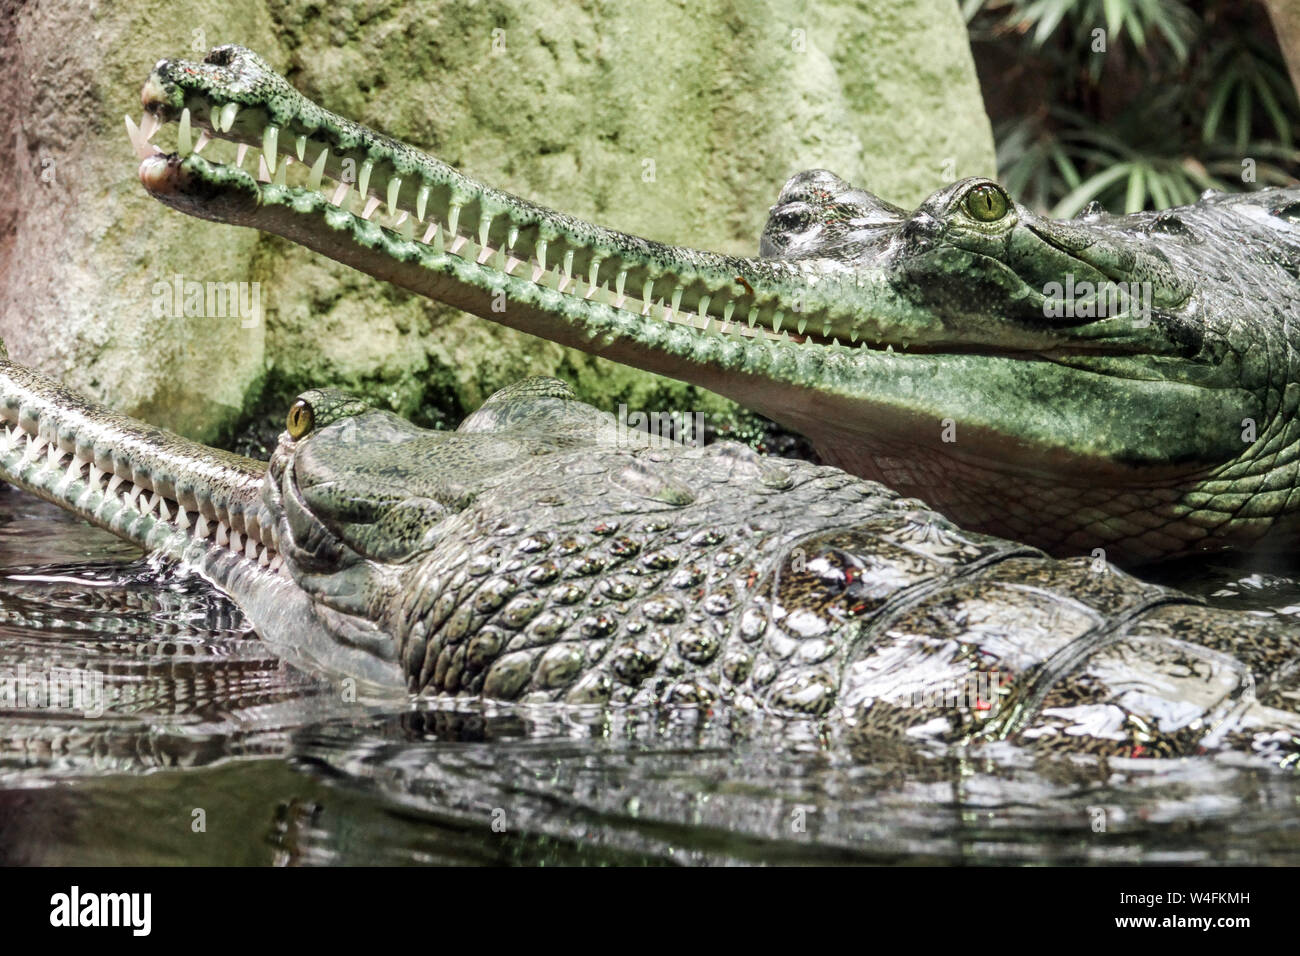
[129,45,1300,564]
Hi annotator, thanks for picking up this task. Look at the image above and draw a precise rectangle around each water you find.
[1,483,1298,866]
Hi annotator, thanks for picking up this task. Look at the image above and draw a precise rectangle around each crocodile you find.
[2,345,1299,764]
[129,45,1300,564]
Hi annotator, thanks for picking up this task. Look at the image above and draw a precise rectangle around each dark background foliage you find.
[965,0,1300,214]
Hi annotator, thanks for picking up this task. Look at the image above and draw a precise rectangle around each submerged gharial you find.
[1,347,1298,765]
[131,46,1300,563]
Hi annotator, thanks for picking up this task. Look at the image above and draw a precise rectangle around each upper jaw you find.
[130,47,1028,361]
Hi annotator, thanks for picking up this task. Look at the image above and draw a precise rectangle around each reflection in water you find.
[0,483,1298,865]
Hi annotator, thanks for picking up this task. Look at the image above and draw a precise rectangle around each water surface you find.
[1,484,1297,865]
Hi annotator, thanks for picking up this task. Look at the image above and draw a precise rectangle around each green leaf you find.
[1236,81,1251,153]
[1202,75,1235,144]
[1125,163,1147,212]
[1252,72,1292,147]
[1050,163,1133,218]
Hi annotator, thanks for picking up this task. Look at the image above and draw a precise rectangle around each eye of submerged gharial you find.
[287,398,315,439]
[964,183,1009,223]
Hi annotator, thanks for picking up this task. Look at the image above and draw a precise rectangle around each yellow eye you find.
[964,184,1009,223]
[286,398,315,440]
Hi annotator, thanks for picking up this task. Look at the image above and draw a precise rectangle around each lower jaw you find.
[809,438,1225,564]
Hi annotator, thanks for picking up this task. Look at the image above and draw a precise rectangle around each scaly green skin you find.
[132,46,1300,563]
[2,344,1299,763]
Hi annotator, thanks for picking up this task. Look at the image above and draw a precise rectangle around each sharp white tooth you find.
[258,546,270,567]
[308,147,328,190]
[447,203,461,237]
[796,316,806,335]
[642,279,654,305]
[394,210,409,227]
[562,249,574,279]
[358,159,373,198]
[699,296,711,320]
[194,130,211,153]
[330,181,350,206]
[194,513,209,538]
[46,444,61,467]
[177,107,192,156]
[106,473,123,495]
[478,212,493,249]
[295,134,307,161]
[126,485,142,506]
[433,223,445,254]
[536,238,547,273]
[216,523,229,547]
[258,154,272,183]
[219,102,239,134]
[236,143,249,169]
[157,497,172,521]
[269,554,283,572]
[616,270,627,299]
[416,183,430,222]
[507,225,519,251]
[421,222,438,245]
[245,537,258,559]
[124,115,142,152]
[176,508,191,530]
[769,309,780,332]
[671,287,683,315]
[139,112,160,141]
[362,196,381,220]
[262,125,279,173]
[274,161,287,187]
[724,301,736,324]
[388,176,402,216]
[230,530,243,552]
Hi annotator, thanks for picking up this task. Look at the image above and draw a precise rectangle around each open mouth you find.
[0,408,283,573]
[127,60,917,354]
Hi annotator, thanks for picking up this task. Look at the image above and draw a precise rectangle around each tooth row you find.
[133,109,900,353]
[0,423,285,573]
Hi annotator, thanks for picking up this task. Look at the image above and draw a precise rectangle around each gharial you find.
[128,46,1300,565]
[1,45,1299,765]
[1,344,1299,763]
